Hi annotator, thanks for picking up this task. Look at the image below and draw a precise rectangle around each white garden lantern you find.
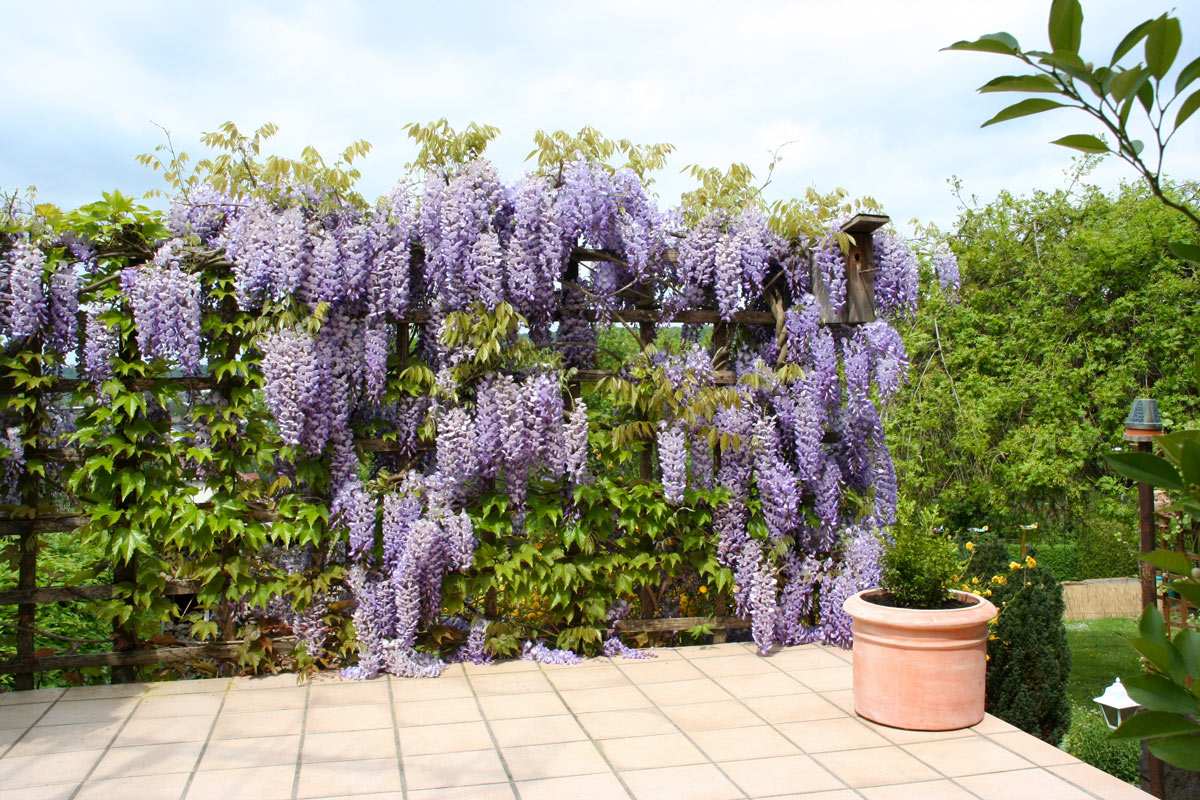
[1094,678,1141,730]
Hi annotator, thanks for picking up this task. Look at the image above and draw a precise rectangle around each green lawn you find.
[1061,616,1142,784]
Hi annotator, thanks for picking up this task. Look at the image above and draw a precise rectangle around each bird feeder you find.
[812,213,889,325]
[1093,678,1141,730]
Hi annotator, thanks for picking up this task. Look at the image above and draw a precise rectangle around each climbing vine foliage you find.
[0,121,948,677]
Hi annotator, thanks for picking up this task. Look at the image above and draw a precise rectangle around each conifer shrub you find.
[981,561,1072,745]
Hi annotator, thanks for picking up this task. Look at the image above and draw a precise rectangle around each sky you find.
[1,0,1197,233]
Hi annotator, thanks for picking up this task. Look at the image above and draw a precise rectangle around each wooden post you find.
[111,554,138,683]
[14,529,36,691]
[1136,439,1158,611]
[813,213,888,325]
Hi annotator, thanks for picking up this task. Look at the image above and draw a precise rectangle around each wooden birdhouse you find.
[812,213,889,324]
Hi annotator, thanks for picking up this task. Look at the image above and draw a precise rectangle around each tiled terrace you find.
[0,642,1150,800]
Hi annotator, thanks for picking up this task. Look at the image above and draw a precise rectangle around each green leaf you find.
[1112,19,1154,65]
[1109,709,1200,740]
[1167,241,1200,266]
[1146,15,1182,80]
[1050,134,1108,154]
[982,98,1067,127]
[1175,89,1200,130]
[1181,440,1200,492]
[1175,629,1200,679]
[1149,735,1200,772]
[1104,451,1184,490]
[1125,673,1198,714]
[978,74,1061,94]
[1177,56,1200,95]
[1140,549,1195,578]
[943,33,1019,56]
[1048,0,1083,55]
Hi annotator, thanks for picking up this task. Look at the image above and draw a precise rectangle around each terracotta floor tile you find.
[0,703,50,731]
[131,691,224,719]
[823,689,857,714]
[858,719,980,745]
[211,708,303,740]
[559,685,650,714]
[409,782,516,800]
[463,659,539,675]
[0,785,75,800]
[662,700,762,731]
[545,667,630,691]
[59,684,146,701]
[744,692,845,725]
[970,714,1021,735]
[0,689,62,706]
[813,746,941,788]
[489,714,587,747]
[618,660,705,684]
[6,721,121,756]
[391,676,474,702]
[794,667,855,692]
[296,756,402,798]
[691,724,801,761]
[221,686,308,713]
[402,749,508,790]
[599,732,706,770]
[576,707,678,739]
[307,681,390,707]
[398,720,493,755]
[0,748,104,789]
[718,671,808,699]
[0,730,20,752]
[639,677,733,707]
[39,698,136,727]
[956,767,1094,800]
[903,736,1034,777]
[1048,763,1155,799]
[302,728,398,763]
[502,740,611,780]
[479,691,568,720]
[860,779,979,799]
[620,763,743,800]
[75,771,190,800]
[777,717,892,754]
[114,713,214,746]
[989,730,1080,767]
[721,753,846,796]
[184,764,296,800]
[394,697,482,726]
[199,735,300,771]
[470,671,554,696]
[763,647,849,671]
[143,678,230,696]
[229,673,304,691]
[90,739,205,780]
[305,702,394,733]
[516,773,627,800]
[694,655,780,678]
[679,644,752,660]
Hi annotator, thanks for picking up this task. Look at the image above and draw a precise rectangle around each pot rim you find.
[843,588,997,626]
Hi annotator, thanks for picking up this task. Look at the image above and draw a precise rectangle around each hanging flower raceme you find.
[7,240,47,341]
[934,246,961,297]
[122,239,203,373]
[658,420,687,505]
[873,232,919,320]
[813,230,848,318]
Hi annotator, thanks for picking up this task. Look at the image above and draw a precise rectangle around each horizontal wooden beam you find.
[614,616,750,634]
[0,579,200,607]
[0,515,89,536]
[0,636,297,674]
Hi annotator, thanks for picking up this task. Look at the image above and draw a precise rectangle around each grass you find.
[1061,616,1142,785]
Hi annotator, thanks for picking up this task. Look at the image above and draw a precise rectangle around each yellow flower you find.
[698,586,708,594]
[965,542,975,551]
[992,575,1007,586]
[971,577,980,584]
[1008,561,1021,570]
[1025,555,1037,568]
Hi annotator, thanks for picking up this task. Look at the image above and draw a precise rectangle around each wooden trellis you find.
[1,213,888,684]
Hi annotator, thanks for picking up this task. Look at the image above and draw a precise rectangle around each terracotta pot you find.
[842,589,997,731]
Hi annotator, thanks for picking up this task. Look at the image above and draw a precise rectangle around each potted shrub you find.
[842,510,997,730]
